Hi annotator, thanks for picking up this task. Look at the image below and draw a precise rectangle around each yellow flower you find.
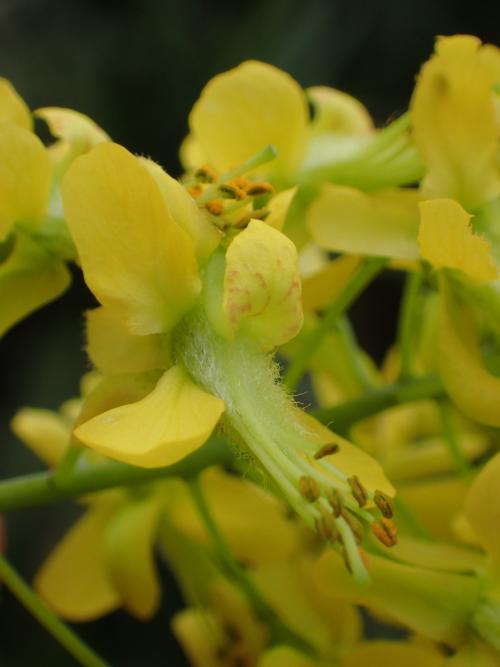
[11,394,163,621]
[60,138,396,585]
[411,35,500,211]
[0,80,113,335]
[172,579,268,667]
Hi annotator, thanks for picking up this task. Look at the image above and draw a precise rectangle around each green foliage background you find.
[0,1,498,664]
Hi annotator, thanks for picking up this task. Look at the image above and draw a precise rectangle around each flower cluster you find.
[1,33,500,667]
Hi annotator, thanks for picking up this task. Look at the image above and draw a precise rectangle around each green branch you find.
[284,257,387,389]
[0,436,228,513]
[0,553,110,667]
[313,372,444,434]
[397,270,423,380]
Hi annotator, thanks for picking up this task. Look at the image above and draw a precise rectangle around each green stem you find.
[438,400,470,475]
[335,316,374,390]
[52,443,82,485]
[0,436,228,513]
[284,257,387,389]
[397,270,423,380]
[313,372,443,435]
[189,477,312,653]
[0,553,109,667]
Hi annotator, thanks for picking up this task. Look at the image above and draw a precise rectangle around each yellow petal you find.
[253,557,360,658]
[0,232,70,337]
[301,255,361,311]
[74,364,224,468]
[104,495,162,619]
[62,143,201,335]
[343,640,443,667]
[398,476,470,542]
[11,408,69,468]
[265,187,297,232]
[223,219,303,349]
[419,199,498,282]
[298,410,395,497]
[307,86,374,137]
[383,432,490,482]
[379,534,484,574]
[35,504,121,621]
[35,107,109,147]
[0,78,32,130]
[464,453,500,572]
[178,133,208,172]
[86,306,170,375]
[76,370,162,427]
[308,185,420,260]
[316,550,479,644]
[0,124,51,239]
[190,61,308,180]
[171,609,221,667]
[169,467,301,567]
[411,35,500,210]
[139,157,221,263]
[438,278,500,426]
[258,646,317,667]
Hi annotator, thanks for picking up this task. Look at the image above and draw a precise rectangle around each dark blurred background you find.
[0,1,498,665]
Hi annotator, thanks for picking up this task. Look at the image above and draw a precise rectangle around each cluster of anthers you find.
[298,442,397,573]
[182,148,276,234]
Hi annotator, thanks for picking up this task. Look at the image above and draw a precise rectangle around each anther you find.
[206,201,224,216]
[299,475,319,503]
[326,488,343,517]
[244,182,275,197]
[341,547,352,574]
[194,165,216,183]
[314,442,340,460]
[348,475,368,508]
[188,185,202,198]
[374,490,393,518]
[371,517,397,547]
[315,507,339,542]
[341,509,364,544]
[218,184,246,200]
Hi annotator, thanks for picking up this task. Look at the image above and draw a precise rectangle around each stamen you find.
[314,442,340,459]
[188,185,203,198]
[315,507,339,542]
[218,184,246,200]
[340,508,364,544]
[194,165,217,183]
[371,517,397,547]
[206,201,224,216]
[219,144,278,181]
[348,475,368,507]
[326,488,343,517]
[299,475,319,502]
[374,490,393,518]
[244,182,275,197]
